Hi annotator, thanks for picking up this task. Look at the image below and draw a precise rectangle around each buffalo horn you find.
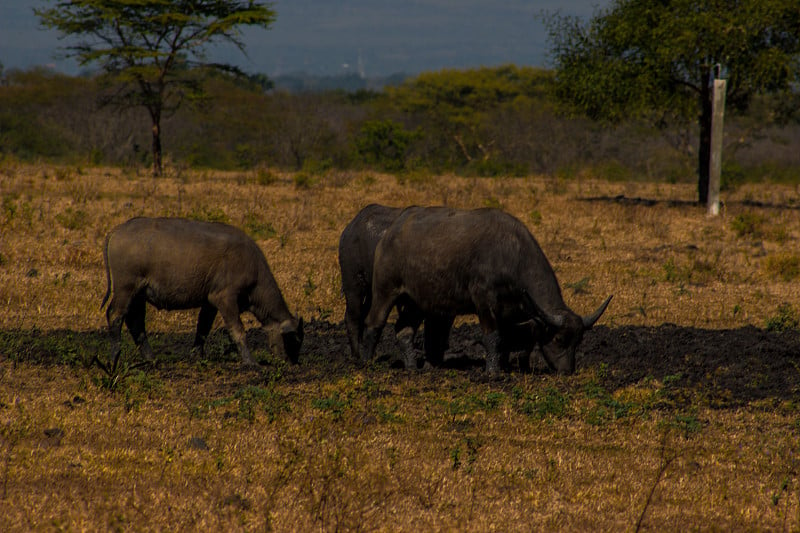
[521,290,566,328]
[582,295,613,329]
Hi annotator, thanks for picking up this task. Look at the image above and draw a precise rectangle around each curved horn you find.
[582,295,613,329]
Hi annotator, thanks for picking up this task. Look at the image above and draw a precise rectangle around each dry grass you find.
[2,163,800,530]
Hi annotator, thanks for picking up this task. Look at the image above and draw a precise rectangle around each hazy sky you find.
[0,1,606,76]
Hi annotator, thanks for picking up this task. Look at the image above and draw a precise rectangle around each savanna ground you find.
[3,163,800,531]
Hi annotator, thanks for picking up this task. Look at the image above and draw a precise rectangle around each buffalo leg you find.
[124,293,154,361]
[343,297,364,361]
[209,292,256,367]
[361,295,396,363]
[475,302,507,374]
[473,292,506,374]
[482,330,510,374]
[423,315,453,368]
[192,303,218,358]
[106,284,141,368]
[517,350,533,373]
[360,324,386,363]
[394,303,424,369]
[483,330,501,374]
[106,297,126,371]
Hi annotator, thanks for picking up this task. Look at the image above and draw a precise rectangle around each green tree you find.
[355,119,417,171]
[35,0,276,176]
[543,0,800,203]
[387,65,554,170]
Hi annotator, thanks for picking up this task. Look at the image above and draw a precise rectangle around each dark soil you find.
[6,320,800,410]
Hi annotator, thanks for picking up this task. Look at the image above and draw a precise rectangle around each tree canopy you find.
[35,0,276,176]
[543,0,800,203]
[386,65,555,169]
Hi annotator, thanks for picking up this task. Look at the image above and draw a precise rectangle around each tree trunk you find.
[151,122,162,177]
[150,109,162,177]
[697,69,712,205]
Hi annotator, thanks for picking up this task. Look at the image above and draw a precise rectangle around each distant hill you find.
[271,72,409,93]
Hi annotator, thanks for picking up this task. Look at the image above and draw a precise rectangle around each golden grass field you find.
[2,162,800,530]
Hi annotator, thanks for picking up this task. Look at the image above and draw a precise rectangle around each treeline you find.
[1,65,798,183]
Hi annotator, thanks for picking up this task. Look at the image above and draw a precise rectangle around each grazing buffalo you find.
[338,204,453,368]
[101,217,303,367]
[360,206,611,374]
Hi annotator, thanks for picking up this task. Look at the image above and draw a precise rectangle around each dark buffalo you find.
[361,206,611,374]
[101,217,303,367]
[338,204,452,368]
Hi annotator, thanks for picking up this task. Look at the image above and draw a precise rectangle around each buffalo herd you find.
[102,204,611,374]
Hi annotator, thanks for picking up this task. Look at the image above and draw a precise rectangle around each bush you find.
[765,303,799,332]
[765,254,800,281]
[355,119,417,171]
[514,386,569,420]
[55,207,89,230]
[720,160,747,191]
[730,212,765,239]
[187,207,228,224]
[244,214,277,240]
[1,65,799,182]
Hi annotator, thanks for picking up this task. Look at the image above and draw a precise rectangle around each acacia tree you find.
[543,0,800,203]
[35,0,276,176]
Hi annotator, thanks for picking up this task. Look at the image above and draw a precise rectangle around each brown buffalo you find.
[338,204,452,368]
[101,217,303,367]
[361,206,611,374]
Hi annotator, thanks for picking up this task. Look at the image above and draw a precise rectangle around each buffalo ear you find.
[582,295,613,329]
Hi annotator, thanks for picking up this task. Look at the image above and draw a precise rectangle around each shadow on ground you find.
[2,321,799,408]
[579,193,800,211]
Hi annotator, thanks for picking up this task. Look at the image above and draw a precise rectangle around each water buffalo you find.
[101,217,303,367]
[360,206,611,374]
[338,204,453,368]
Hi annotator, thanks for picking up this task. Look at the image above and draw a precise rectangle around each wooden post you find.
[707,77,726,216]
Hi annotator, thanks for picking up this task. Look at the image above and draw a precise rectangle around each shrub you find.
[765,253,800,281]
[243,213,277,240]
[466,158,528,177]
[355,119,417,171]
[234,385,289,423]
[255,167,279,185]
[663,255,721,285]
[730,212,765,239]
[312,392,351,421]
[765,303,799,332]
[720,160,747,191]
[187,207,228,224]
[514,386,569,420]
[207,385,289,423]
[55,207,89,230]
[293,172,316,189]
[2,194,17,222]
[592,159,633,182]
